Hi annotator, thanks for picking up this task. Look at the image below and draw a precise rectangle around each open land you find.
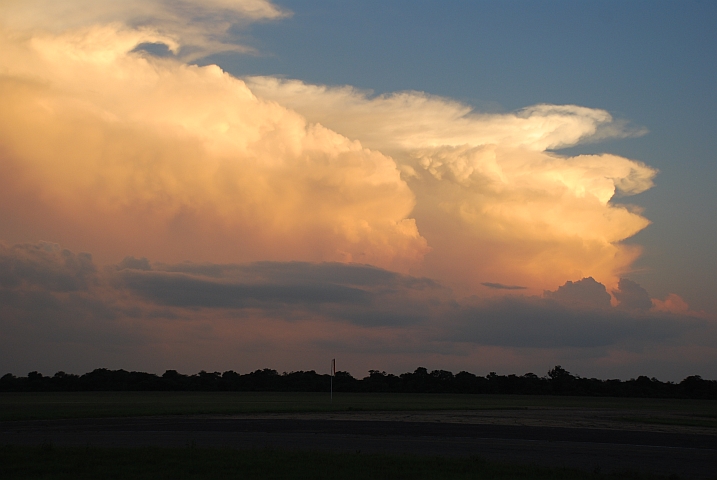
[1,392,715,479]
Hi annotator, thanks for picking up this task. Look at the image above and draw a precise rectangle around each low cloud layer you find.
[1,243,713,379]
[481,282,527,290]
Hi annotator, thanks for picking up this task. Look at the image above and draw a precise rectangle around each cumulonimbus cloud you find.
[0,11,426,271]
[1,0,657,296]
[246,77,658,294]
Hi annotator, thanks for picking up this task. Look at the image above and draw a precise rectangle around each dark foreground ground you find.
[2,414,716,478]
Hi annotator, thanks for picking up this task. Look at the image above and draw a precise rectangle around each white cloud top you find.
[246,78,646,152]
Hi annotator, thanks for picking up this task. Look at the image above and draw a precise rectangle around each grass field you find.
[0,445,683,480]
[2,395,715,479]
[1,391,715,422]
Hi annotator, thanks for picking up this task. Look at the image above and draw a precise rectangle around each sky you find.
[1,0,715,381]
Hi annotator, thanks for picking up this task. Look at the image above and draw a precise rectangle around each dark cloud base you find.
[454,295,695,348]
[481,282,527,290]
[0,242,714,378]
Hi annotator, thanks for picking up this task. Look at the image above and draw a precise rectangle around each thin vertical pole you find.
[330,358,335,402]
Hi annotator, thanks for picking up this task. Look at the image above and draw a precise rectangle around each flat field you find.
[1,391,715,429]
[2,393,716,478]
[0,445,683,480]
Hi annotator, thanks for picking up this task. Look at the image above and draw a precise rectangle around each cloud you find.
[543,277,612,310]
[652,293,692,315]
[115,260,446,327]
[155,260,433,288]
[0,242,95,292]
[244,77,658,295]
[0,1,661,297]
[1,243,713,378]
[0,243,144,371]
[118,269,371,309]
[0,15,426,271]
[117,256,151,271]
[481,282,527,290]
[1,0,287,60]
[451,294,696,349]
[244,78,648,152]
[613,278,653,311]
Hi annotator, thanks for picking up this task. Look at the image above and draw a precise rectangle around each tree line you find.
[1,366,715,399]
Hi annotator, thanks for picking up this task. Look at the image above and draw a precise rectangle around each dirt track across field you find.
[2,411,716,478]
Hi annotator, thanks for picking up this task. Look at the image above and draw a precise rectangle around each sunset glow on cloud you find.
[0,0,714,380]
[0,17,426,270]
[246,78,657,294]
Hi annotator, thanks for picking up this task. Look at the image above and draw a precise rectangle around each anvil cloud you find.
[246,77,656,294]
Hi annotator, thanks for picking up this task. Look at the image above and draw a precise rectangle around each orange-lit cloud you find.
[245,78,648,152]
[0,17,426,271]
[0,1,659,296]
[1,0,287,59]
[246,78,658,295]
[652,294,690,315]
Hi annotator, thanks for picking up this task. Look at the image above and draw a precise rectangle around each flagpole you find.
[330,358,335,402]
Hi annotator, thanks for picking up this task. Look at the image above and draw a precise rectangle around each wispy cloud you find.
[245,78,648,152]
[1,0,288,60]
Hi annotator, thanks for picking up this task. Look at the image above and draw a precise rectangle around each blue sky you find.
[213,0,717,314]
